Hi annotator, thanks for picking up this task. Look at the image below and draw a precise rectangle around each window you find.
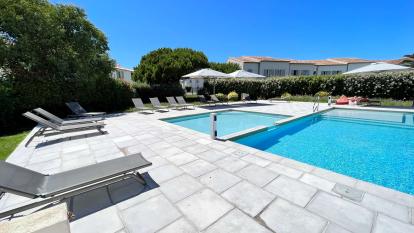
[300,70,310,75]
[116,71,124,79]
[247,69,253,72]
[321,71,331,75]
[264,69,286,77]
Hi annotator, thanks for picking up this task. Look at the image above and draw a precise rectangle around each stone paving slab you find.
[307,192,374,233]
[176,189,233,231]
[265,176,317,207]
[121,195,181,233]
[199,169,241,193]
[260,198,327,233]
[70,207,123,233]
[222,181,275,217]
[237,164,278,187]
[157,218,197,233]
[160,174,203,203]
[205,209,272,233]
[373,214,414,233]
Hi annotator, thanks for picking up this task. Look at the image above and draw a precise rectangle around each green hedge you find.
[204,71,414,100]
[0,76,134,133]
[134,82,185,102]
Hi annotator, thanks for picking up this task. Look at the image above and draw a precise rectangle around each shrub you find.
[215,93,227,101]
[205,71,414,100]
[227,91,239,101]
[281,92,292,99]
[316,91,330,97]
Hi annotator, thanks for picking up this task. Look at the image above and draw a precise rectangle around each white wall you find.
[289,64,316,75]
[260,61,290,76]
[242,63,260,74]
[316,65,347,75]
[347,63,371,71]
[181,79,204,92]
[112,69,132,82]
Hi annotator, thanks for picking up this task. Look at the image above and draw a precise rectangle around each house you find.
[111,64,133,82]
[227,56,399,77]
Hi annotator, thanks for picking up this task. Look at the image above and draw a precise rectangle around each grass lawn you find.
[0,131,29,160]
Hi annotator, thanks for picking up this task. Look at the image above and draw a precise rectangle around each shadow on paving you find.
[67,173,159,221]
[34,131,108,149]
[197,102,273,110]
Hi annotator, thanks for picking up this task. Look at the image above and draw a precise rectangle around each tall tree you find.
[133,48,209,84]
[0,0,114,82]
[209,62,240,73]
[403,53,414,67]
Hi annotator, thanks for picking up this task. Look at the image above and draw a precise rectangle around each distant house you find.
[111,64,133,82]
[227,56,403,77]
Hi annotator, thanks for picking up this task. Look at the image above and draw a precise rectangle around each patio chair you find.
[198,95,216,106]
[176,96,195,109]
[66,102,106,118]
[132,98,153,113]
[166,96,185,110]
[210,95,226,105]
[0,153,151,219]
[149,98,170,112]
[22,112,105,146]
[33,108,104,125]
[241,93,257,104]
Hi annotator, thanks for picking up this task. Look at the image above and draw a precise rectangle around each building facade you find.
[111,64,133,82]
[227,56,379,77]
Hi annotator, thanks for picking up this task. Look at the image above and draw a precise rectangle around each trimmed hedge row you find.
[0,76,134,133]
[204,71,414,100]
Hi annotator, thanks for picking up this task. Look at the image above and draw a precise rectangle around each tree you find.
[0,0,114,82]
[209,62,240,73]
[132,48,209,84]
[403,53,414,68]
[0,0,122,131]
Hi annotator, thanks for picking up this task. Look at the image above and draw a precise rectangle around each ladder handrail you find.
[313,95,320,112]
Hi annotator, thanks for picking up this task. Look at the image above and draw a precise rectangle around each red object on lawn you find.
[336,95,349,105]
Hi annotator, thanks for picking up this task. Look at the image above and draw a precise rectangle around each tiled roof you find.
[229,56,402,66]
[115,64,133,72]
[327,58,372,63]
[229,56,291,63]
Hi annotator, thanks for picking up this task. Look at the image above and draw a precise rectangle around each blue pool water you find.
[236,109,414,194]
[164,111,288,137]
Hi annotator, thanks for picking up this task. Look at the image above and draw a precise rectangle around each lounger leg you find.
[130,172,146,185]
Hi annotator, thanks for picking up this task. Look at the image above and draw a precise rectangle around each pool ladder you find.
[313,95,320,112]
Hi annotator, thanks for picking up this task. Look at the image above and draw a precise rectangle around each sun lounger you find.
[166,97,185,109]
[149,98,169,112]
[132,98,153,113]
[241,93,257,103]
[66,102,106,118]
[33,108,103,125]
[0,153,151,218]
[198,95,216,106]
[176,96,195,109]
[22,112,105,146]
[210,95,227,105]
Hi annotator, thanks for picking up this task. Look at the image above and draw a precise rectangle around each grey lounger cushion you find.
[0,153,151,198]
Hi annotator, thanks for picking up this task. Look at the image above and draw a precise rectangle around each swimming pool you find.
[236,108,414,194]
[164,110,288,137]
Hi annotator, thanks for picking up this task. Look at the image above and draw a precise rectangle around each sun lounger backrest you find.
[66,102,87,114]
[198,95,207,102]
[0,161,46,198]
[23,112,59,129]
[149,98,162,107]
[166,97,178,105]
[34,108,63,124]
[210,95,219,101]
[176,96,187,105]
[132,98,145,108]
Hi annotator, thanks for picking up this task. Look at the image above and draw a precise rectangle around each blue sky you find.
[51,0,414,68]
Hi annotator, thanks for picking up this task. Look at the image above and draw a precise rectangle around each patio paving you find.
[1,101,414,233]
